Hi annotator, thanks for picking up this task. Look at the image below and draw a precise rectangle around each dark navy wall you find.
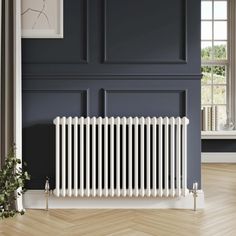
[22,0,201,189]
[202,140,236,152]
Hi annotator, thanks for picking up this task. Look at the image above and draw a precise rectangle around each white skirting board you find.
[202,152,236,163]
[23,190,204,209]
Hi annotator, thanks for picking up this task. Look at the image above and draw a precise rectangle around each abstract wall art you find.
[21,0,63,38]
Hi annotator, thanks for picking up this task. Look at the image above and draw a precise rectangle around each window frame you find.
[201,0,236,136]
[228,0,236,129]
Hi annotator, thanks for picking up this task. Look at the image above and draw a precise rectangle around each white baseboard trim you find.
[23,190,204,209]
[202,152,236,163]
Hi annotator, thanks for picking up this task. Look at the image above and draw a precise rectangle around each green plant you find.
[0,146,30,219]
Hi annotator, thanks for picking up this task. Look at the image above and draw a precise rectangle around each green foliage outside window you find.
[201,44,227,77]
[201,44,227,61]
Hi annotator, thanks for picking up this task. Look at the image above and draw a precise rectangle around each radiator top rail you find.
[53,116,189,125]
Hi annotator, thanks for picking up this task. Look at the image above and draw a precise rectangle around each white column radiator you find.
[53,116,189,198]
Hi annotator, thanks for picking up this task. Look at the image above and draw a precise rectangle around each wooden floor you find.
[1,164,236,236]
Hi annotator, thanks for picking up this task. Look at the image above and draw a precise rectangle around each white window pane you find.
[214,1,227,20]
[213,85,226,104]
[201,66,212,85]
[213,66,226,84]
[214,21,227,40]
[202,86,212,104]
[201,1,212,20]
[213,41,227,60]
[202,21,212,40]
[201,41,212,60]
[217,105,227,127]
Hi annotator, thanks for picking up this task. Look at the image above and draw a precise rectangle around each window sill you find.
[201,131,236,139]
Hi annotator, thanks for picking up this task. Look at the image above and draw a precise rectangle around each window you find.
[201,0,230,128]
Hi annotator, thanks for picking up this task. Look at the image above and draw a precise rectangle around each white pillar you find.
[14,0,23,211]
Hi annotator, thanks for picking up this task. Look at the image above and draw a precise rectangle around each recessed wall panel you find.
[23,90,88,126]
[103,0,187,63]
[103,90,187,117]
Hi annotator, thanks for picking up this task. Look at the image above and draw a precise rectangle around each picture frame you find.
[21,0,63,38]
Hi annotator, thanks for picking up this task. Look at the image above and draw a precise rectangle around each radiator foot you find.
[45,177,50,211]
[189,182,198,211]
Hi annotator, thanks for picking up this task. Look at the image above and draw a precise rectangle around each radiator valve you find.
[190,182,198,211]
[45,177,50,211]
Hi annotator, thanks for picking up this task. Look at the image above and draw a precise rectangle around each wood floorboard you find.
[0,164,236,236]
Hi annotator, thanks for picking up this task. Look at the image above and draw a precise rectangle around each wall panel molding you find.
[103,0,187,64]
[23,73,202,80]
[103,89,188,117]
[23,89,90,117]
